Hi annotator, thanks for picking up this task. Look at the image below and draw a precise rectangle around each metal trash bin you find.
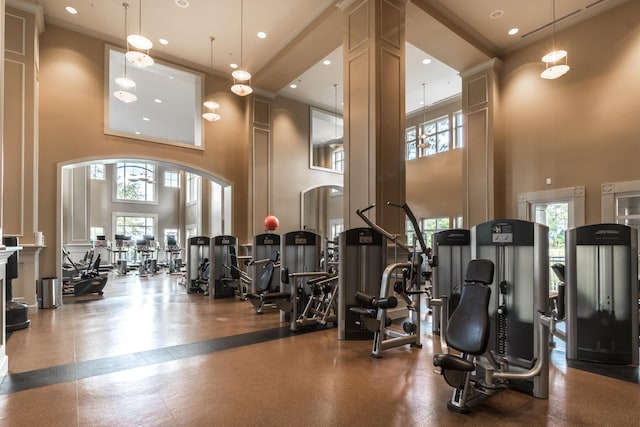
[39,277,60,308]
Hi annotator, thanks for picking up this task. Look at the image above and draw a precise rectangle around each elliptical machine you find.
[62,248,108,296]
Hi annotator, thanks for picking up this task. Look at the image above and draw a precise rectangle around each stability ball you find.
[264,215,280,231]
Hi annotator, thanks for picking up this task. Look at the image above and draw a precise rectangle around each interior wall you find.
[498,1,640,224]
[269,96,343,234]
[405,97,463,220]
[38,24,249,276]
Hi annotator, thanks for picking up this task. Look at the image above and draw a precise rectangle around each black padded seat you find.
[433,354,475,372]
[445,282,491,355]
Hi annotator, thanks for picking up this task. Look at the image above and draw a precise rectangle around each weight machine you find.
[349,202,432,358]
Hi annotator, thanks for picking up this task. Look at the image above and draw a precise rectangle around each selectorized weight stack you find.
[430,229,471,335]
[211,235,239,299]
[471,219,550,398]
[187,236,211,294]
[280,230,331,331]
[565,223,639,365]
[250,233,281,293]
[338,227,387,340]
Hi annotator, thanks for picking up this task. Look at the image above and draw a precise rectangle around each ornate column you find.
[339,0,407,234]
[461,58,501,227]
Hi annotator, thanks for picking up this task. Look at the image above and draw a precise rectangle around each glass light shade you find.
[127,34,153,50]
[231,83,253,96]
[541,50,567,63]
[232,69,252,81]
[126,50,154,68]
[114,90,137,103]
[202,112,221,122]
[115,76,136,89]
[541,64,570,80]
[203,101,220,109]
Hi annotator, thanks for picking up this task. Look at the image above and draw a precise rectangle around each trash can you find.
[39,277,60,309]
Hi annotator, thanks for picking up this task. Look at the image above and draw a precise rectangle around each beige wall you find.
[268,96,342,234]
[498,1,640,224]
[405,97,463,221]
[38,24,249,276]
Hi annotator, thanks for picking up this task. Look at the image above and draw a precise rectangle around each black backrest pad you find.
[445,283,491,355]
[464,259,494,285]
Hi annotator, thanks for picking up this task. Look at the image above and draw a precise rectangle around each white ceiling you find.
[31,0,628,113]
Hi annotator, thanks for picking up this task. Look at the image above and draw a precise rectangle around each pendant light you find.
[126,0,154,68]
[203,36,221,122]
[417,83,430,148]
[114,3,137,103]
[541,0,570,79]
[230,0,253,96]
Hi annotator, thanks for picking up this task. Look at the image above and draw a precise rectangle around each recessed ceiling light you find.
[159,38,169,45]
[489,10,503,19]
[135,131,141,135]
[257,32,267,39]
[508,28,519,36]
[142,117,150,121]
[65,6,78,15]
[230,63,238,69]
[323,59,331,65]
[154,98,162,103]
[175,0,189,8]
[422,58,432,65]
[289,83,297,89]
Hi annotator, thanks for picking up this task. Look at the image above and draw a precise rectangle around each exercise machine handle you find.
[387,201,429,255]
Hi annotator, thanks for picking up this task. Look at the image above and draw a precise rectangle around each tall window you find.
[332,149,345,173]
[90,164,105,180]
[90,227,105,241]
[106,46,203,149]
[186,173,200,204]
[115,215,156,241]
[329,221,344,241]
[420,116,450,156]
[406,126,417,160]
[164,171,179,188]
[185,225,198,240]
[453,111,464,149]
[532,202,569,292]
[116,162,156,202]
[421,217,451,248]
[406,110,462,160]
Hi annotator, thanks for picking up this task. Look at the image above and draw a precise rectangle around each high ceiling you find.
[31,0,628,113]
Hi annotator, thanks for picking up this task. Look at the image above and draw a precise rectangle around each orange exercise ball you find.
[264,215,280,231]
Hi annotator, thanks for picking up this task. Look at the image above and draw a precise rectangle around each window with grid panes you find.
[453,111,464,149]
[90,164,105,180]
[420,115,450,156]
[421,217,451,248]
[406,126,417,160]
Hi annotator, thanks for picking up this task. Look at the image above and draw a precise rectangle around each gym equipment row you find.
[280,231,339,332]
[341,202,432,358]
[246,233,284,313]
[113,234,184,276]
[61,247,108,296]
[432,219,551,413]
[186,234,253,299]
[564,224,638,365]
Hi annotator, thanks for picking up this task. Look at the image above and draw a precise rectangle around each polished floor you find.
[1,271,639,426]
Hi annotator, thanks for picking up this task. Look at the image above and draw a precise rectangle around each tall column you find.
[461,58,501,227]
[340,0,406,234]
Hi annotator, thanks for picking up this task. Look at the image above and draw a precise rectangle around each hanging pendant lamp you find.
[114,3,137,103]
[203,37,222,122]
[231,0,253,96]
[541,0,570,80]
[126,0,154,68]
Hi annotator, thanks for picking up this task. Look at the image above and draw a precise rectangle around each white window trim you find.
[517,186,585,228]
